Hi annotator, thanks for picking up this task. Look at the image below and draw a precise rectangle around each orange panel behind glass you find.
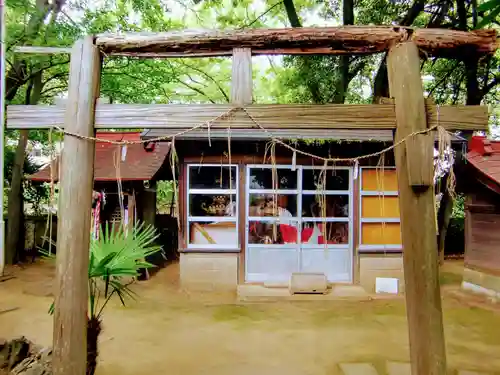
[361,223,402,245]
[361,169,398,191]
[361,196,400,218]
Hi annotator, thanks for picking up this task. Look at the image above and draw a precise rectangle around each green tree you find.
[3,0,235,264]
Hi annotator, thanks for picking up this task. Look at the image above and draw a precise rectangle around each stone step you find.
[386,362,411,375]
[339,363,378,375]
[338,362,492,375]
[237,284,370,301]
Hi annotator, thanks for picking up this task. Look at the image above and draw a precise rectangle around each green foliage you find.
[87,222,161,318]
[452,194,465,220]
[47,221,162,318]
[477,0,500,28]
[3,142,49,214]
[157,181,176,213]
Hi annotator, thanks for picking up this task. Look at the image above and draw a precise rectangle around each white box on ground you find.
[375,277,399,294]
[289,273,328,294]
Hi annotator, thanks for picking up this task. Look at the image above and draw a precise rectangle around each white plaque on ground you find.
[375,277,399,294]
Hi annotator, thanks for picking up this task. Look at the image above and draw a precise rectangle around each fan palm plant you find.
[47,221,162,375]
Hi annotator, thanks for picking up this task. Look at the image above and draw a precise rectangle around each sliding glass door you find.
[245,165,353,283]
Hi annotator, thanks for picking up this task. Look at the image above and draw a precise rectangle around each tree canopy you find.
[3,0,498,264]
[3,0,500,206]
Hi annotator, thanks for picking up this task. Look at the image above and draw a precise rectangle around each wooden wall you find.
[465,189,500,274]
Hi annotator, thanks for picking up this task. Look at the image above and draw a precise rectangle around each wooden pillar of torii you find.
[52,36,100,375]
[8,27,496,375]
[388,42,446,375]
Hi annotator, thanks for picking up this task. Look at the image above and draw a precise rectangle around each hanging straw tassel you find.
[376,154,387,252]
[170,137,181,229]
[270,142,279,242]
[207,120,212,147]
[227,126,233,210]
[43,128,56,255]
[318,159,328,251]
[353,160,359,180]
[114,145,125,232]
[436,125,455,199]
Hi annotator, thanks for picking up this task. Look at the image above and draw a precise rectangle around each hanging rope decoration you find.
[43,128,56,255]
[55,106,447,165]
[376,153,388,253]
[263,141,279,243]
[227,126,233,212]
[48,105,455,247]
[169,136,180,229]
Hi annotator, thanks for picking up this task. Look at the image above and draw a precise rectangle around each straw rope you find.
[53,106,446,167]
[40,107,455,258]
[45,105,454,250]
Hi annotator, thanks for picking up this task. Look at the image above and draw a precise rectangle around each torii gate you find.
[5,26,498,375]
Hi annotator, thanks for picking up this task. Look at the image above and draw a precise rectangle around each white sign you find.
[375,277,399,294]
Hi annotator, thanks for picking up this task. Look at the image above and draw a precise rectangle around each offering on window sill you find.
[190,222,237,245]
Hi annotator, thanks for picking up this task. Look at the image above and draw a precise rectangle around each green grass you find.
[212,304,269,322]
[440,271,463,286]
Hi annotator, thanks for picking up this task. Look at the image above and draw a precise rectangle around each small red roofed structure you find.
[463,136,500,298]
[29,132,171,247]
[30,132,169,182]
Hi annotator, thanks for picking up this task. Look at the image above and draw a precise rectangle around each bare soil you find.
[1,260,500,375]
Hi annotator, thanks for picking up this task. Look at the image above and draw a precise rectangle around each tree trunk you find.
[465,56,482,105]
[6,130,29,264]
[437,190,454,265]
[333,0,354,104]
[283,0,301,27]
[6,68,44,264]
[372,0,426,101]
[4,0,66,264]
[86,317,102,375]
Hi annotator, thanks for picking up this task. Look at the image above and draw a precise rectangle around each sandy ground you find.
[1,260,500,375]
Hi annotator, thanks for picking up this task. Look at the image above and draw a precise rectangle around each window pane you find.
[301,221,349,245]
[302,194,349,218]
[248,193,297,217]
[361,223,402,245]
[302,169,350,191]
[189,194,237,217]
[248,220,298,244]
[361,169,398,191]
[189,166,237,189]
[361,196,400,218]
[249,167,297,189]
[189,221,237,246]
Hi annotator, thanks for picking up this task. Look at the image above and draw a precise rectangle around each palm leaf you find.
[47,220,162,319]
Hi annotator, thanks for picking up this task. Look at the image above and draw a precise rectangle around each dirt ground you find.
[1,260,500,375]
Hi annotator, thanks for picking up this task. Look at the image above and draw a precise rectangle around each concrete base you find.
[237,284,370,301]
[462,267,500,300]
[180,252,239,292]
[359,254,405,294]
[178,252,406,297]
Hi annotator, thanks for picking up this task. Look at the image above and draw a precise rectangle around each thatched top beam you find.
[95,27,498,58]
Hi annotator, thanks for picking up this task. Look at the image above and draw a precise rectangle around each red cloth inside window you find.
[280,224,297,243]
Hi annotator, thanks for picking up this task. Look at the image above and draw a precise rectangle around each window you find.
[247,166,299,245]
[359,167,402,250]
[301,167,350,246]
[187,165,238,249]
[246,166,351,246]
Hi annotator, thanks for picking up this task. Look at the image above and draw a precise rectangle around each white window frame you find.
[358,166,402,251]
[186,163,239,250]
[245,165,353,249]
